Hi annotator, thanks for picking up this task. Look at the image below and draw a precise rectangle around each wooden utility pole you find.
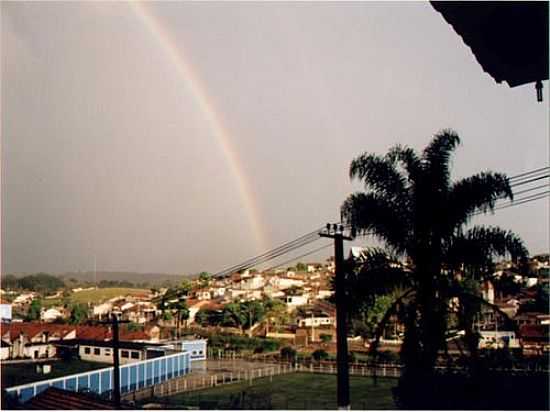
[100,314,129,409]
[320,223,354,410]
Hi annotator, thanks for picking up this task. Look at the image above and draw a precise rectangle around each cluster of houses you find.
[1,255,549,358]
[0,322,162,361]
[185,264,335,320]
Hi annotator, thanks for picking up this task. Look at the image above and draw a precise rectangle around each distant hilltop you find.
[56,271,189,286]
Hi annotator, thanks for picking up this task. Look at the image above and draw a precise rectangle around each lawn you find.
[1,359,110,388]
[154,373,397,410]
[70,287,150,304]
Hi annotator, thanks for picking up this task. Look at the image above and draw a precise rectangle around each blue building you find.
[5,339,207,404]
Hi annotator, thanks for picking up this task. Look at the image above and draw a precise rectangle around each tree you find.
[18,273,65,294]
[27,299,42,321]
[224,301,265,336]
[340,130,528,405]
[263,298,288,334]
[69,304,88,324]
[280,346,297,361]
[296,262,307,272]
[198,272,211,288]
[180,279,193,296]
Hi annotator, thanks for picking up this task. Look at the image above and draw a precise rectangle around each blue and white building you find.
[5,339,207,404]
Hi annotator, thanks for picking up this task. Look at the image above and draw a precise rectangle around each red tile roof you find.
[1,322,74,341]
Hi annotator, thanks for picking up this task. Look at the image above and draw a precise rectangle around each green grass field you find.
[1,359,110,388]
[70,287,150,304]
[155,373,397,410]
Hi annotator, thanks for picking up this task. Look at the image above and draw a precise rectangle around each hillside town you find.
[2,253,549,366]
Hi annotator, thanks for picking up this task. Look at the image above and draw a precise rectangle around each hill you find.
[70,287,151,304]
[57,271,187,287]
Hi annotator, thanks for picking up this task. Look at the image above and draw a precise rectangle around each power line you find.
[510,174,549,188]
[511,184,549,197]
[211,166,548,279]
[508,166,549,181]
[263,242,333,273]
[212,229,323,278]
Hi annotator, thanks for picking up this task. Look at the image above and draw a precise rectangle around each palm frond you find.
[349,153,408,201]
[341,192,409,253]
[446,225,529,273]
[386,144,422,182]
[422,129,461,180]
[447,172,513,229]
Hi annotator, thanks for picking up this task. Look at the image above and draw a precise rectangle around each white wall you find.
[0,304,12,320]
[79,345,143,364]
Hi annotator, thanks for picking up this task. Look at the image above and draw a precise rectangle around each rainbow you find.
[130,2,268,253]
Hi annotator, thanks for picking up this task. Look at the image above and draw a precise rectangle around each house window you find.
[198,350,203,355]
[104,349,112,356]
[131,351,140,359]
[92,348,100,355]
[121,350,129,358]
[84,347,91,355]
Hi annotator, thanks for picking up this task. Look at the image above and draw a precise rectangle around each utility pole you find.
[100,313,129,409]
[319,223,355,410]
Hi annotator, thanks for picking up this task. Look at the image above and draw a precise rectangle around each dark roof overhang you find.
[431,1,548,98]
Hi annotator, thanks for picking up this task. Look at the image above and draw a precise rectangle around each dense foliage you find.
[208,334,280,353]
[3,273,65,294]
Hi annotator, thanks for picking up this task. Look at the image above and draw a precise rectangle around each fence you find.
[123,360,401,405]
[123,363,295,402]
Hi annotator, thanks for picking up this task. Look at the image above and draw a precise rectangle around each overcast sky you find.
[2,2,548,276]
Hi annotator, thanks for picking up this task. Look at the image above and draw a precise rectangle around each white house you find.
[285,294,308,308]
[195,290,212,301]
[240,275,265,291]
[479,331,520,349]
[298,315,335,327]
[13,293,36,305]
[1,340,11,360]
[211,287,226,298]
[0,301,12,321]
[316,290,333,300]
[307,264,320,273]
[41,308,63,322]
[93,302,113,319]
[270,276,304,290]
[526,277,539,288]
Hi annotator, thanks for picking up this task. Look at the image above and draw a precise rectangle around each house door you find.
[34,350,39,359]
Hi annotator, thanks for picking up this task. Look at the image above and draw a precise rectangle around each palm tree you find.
[340,130,528,403]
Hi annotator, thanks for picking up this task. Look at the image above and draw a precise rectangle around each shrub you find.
[280,346,297,360]
[312,349,329,361]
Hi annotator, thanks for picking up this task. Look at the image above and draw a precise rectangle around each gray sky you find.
[2,2,548,276]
